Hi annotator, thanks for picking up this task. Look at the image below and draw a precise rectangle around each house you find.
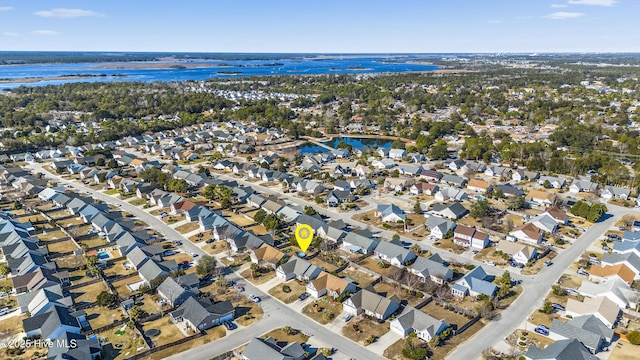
[507,223,544,245]
[589,263,635,285]
[525,190,557,207]
[570,180,599,194]
[484,166,511,178]
[420,169,443,182]
[169,297,234,331]
[578,278,638,309]
[375,204,406,223]
[601,252,640,278]
[241,337,306,360]
[549,316,613,354]
[23,306,81,340]
[326,190,354,207]
[430,203,468,220]
[46,332,102,360]
[525,338,598,360]
[157,276,198,307]
[341,232,378,254]
[276,258,322,282]
[512,169,539,183]
[398,165,423,177]
[441,174,467,188]
[453,225,489,249]
[448,159,466,171]
[566,296,620,329]
[496,183,525,197]
[390,306,450,341]
[424,215,456,239]
[372,159,396,170]
[17,284,73,316]
[409,253,453,284]
[451,266,498,298]
[601,185,631,200]
[306,272,357,299]
[467,179,492,193]
[343,288,401,321]
[383,177,412,192]
[461,161,486,174]
[541,206,569,225]
[410,182,438,196]
[333,179,351,192]
[249,244,287,269]
[528,214,559,233]
[389,149,406,160]
[435,187,467,202]
[496,240,537,265]
[374,240,417,267]
[538,175,566,189]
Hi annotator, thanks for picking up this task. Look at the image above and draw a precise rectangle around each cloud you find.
[31,30,59,36]
[568,0,616,5]
[550,4,568,8]
[0,6,13,12]
[544,11,586,19]
[34,8,102,18]
[3,32,18,37]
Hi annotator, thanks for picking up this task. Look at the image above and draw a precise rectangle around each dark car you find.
[298,292,310,301]
[223,321,236,330]
[534,326,549,336]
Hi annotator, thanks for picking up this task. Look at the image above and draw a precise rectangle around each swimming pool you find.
[97,251,110,260]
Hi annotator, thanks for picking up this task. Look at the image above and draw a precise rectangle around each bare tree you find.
[621,214,635,229]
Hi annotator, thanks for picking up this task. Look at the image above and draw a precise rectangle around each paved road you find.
[165,271,385,360]
[26,162,206,258]
[447,205,631,360]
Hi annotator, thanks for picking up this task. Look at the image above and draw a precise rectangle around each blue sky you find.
[0,0,636,52]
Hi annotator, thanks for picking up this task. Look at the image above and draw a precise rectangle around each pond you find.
[299,136,395,155]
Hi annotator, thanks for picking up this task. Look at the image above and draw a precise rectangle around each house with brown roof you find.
[507,223,544,245]
[542,206,569,225]
[453,225,489,249]
[306,272,357,299]
[589,263,635,285]
[171,199,197,215]
[466,179,492,193]
[526,190,557,207]
[249,244,287,269]
[496,240,537,265]
[410,182,438,196]
[566,296,620,329]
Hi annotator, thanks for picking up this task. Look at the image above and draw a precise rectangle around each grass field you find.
[342,316,390,346]
[268,281,308,304]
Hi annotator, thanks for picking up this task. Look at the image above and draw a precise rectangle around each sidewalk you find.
[366,331,401,354]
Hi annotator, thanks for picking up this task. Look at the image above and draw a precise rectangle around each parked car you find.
[205,238,215,244]
[577,269,588,276]
[551,303,565,311]
[603,246,611,251]
[298,292,310,301]
[191,253,199,258]
[233,284,245,292]
[223,321,236,330]
[534,326,549,336]
[544,261,553,267]
[249,294,261,303]
[537,324,549,332]
[565,288,579,296]
[343,314,353,322]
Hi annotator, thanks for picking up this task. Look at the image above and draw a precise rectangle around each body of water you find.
[0,56,438,88]
[299,136,394,155]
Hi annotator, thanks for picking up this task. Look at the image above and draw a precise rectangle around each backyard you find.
[141,316,185,347]
[302,298,343,324]
[340,267,378,287]
[268,281,308,304]
[342,316,390,346]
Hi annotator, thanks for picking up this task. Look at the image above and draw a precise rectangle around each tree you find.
[166,178,188,193]
[96,291,117,307]
[253,209,267,223]
[410,244,422,255]
[428,140,449,160]
[138,167,168,185]
[470,199,490,218]
[95,157,105,167]
[303,206,317,216]
[500,271,512,288]
[506,196,526,210]
[621,214,636,229]
[250,263,260,280]
[541,301,553,314]
[129,305,146,321]
[391,139,406,149]
[195,255,217,276]
[203,184,217,200]
[262,213,282,232]
[0,263,9,276]
[107,159,117,168]
[627,330,640,345]
[413,200,422,214]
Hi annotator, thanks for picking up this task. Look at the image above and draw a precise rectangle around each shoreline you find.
[0,74,127,84]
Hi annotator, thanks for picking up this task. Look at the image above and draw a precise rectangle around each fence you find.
[455,315,481,335]
[125,331,205,360]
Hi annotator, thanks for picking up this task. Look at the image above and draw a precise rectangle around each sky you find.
[0,0,637,53]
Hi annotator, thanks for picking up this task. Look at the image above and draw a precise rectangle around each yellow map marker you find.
[295,224,314,253]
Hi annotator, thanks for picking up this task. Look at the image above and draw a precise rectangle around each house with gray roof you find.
[138,258,177,285]
[601,185,631,200]
[601,252,640,277]
[276,258,322,282]
[525,338,598,360]
[343,287,401,321]
[170,297,234,332]
[451,266,498,298]
[441,174,467,188]
[23,306,81,340]
[430,202,468,220]
[390,306,450,341]
[409,254,453,284]
[570,180,599,194]
[241,336,306,360]
[376,204,406,223]
[549,315,613,354]
[538,175,566,189]
[17,284,72,316]
[341,232,378,254]
[374,240,417,267]
[46,331,102,360]
[528,213,559,233]
[157,276,198,307]
[424,215,456,239]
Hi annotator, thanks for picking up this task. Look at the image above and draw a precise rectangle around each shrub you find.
[366,335,377,344]
[627,330,640,345]
[282,285,291,293]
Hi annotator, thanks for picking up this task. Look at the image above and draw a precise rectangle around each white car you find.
[249,294,261,303]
